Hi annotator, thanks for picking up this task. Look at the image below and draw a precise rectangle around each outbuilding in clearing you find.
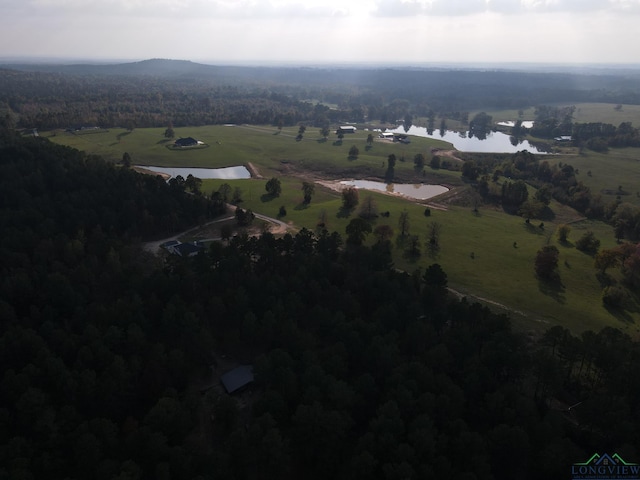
[220,365,254,394]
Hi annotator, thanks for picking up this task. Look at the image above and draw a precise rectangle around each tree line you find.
[4,61,640,131]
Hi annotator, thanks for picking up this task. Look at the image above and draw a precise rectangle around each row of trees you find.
[4,64,640,132]
[465,148,640,243]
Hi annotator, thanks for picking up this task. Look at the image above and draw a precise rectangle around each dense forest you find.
[2,113,640,479]
[2,59,640,130]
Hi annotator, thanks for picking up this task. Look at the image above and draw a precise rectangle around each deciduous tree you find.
[373,224,393,243]
[265,177,282,197]
[341,187,359,210]
[535,245,560,280]
[398,209,410,237]
[359,195,377,220]
[556,224,571,243]
[302,182,315,204]
[346,217,372,246]
[575,231,600,255]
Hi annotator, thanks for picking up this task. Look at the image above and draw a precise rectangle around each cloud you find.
[369,0,640,16]
[20,0,353,18]
[13,0,640,20]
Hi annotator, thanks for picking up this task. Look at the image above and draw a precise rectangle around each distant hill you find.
[1,58,220,77]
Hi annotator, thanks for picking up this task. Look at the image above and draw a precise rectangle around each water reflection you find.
[497,120,535,128]
[388,125,548,153]
[340,180,448,200]
[138,165,251,179]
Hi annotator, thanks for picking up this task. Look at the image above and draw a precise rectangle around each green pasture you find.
[480,103,640,127]
[569,148,640,207]
[204,176,639,336]
[46,124,640,335]
[570,103,640,126]
[47,125,458,184]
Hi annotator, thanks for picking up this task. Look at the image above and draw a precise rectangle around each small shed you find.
[220,365,254,394]
[337,125,357,134]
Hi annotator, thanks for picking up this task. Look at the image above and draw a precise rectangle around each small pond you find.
[340,180,449,200]
[139,165,251,179]
[388,125,548,154]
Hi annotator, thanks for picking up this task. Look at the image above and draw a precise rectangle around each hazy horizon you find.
[1,0,640,67]
[3,56,640,74]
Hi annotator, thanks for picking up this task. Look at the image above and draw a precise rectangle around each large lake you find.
[340,180,448,200]
[388,125,548,154]
[139,165,251,179]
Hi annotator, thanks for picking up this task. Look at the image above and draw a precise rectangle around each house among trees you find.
[393,133,411,144]
[337,125,357,134]
[160,240,204,257]
[174,137,202,147]
[220,365,254,394]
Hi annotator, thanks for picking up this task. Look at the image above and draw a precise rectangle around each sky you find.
[1,0,639,66]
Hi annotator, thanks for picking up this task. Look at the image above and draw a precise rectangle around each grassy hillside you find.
[48,125,459,182]
[570,148,640,207]
[46,125,640,336]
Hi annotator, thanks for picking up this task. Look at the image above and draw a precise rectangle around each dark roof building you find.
[174,137,199,147]
[220,365,254,394]
[337,125,357,133]
[160,240,204,257]
[174,242,204,257]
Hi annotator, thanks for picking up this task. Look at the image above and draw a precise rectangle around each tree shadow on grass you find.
[537,207,556,221]
[261,193,277,203]
[317,138,328,143]
[402,250,421,263]
[294,202,310,211]
[157,138,171,144]
[117,131,131,141]
[427,244,441,260]
[365,145,373,152]
[558,239,575,249]
[523,222,546,236]
[596,271,615,287]
[537,276,566,304]
[333,140,343,146]
[604,304,636,324]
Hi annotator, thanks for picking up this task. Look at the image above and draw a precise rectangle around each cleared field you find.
[571,103,640,126]
[47,125,640,335]
[204,176,638,337]
[570,147,640,207]
[47,125,460,185]
[480,103,640,127]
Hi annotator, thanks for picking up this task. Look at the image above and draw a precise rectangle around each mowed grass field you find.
[478,103,640,126]
[47,124,640,336]
[47,125,461,185]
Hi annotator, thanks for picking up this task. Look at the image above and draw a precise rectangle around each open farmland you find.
[47,123,640,335]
